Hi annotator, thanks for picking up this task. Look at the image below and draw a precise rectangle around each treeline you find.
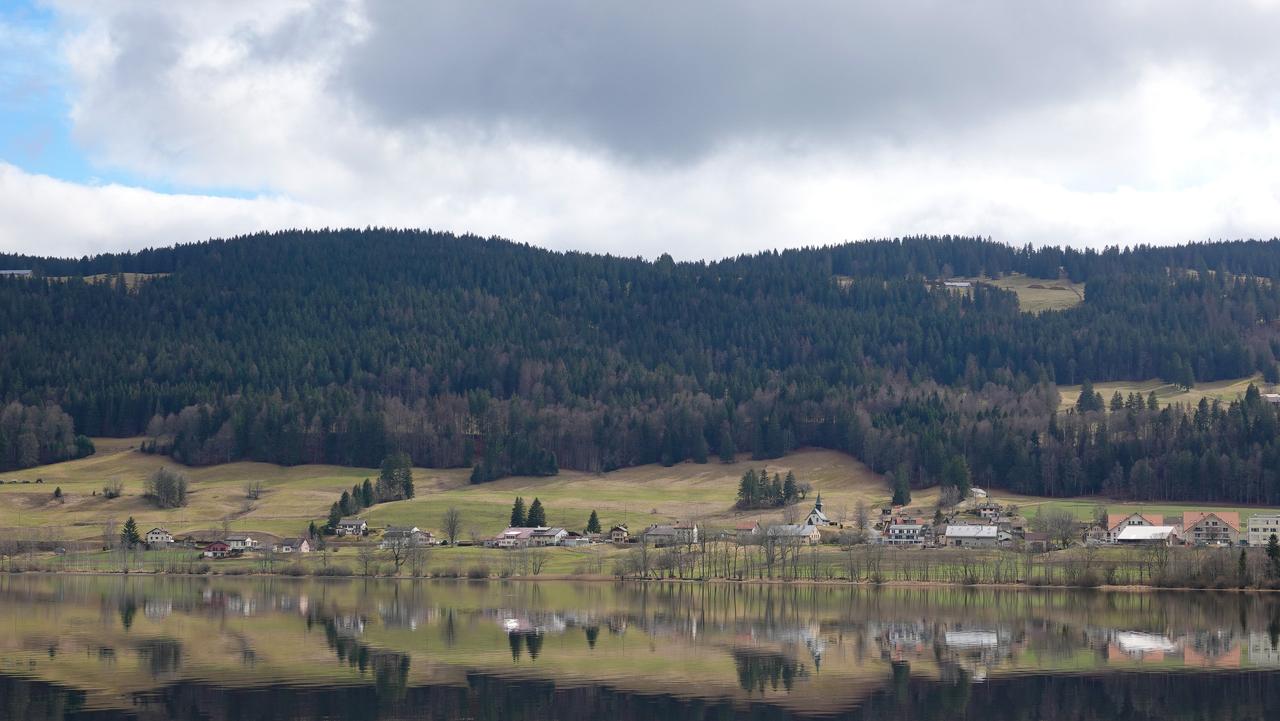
[0,402,93,473]
[1,230,1279,504]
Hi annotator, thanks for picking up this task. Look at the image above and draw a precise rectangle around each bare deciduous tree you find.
[441,507,462,546]
[243,480,264,500]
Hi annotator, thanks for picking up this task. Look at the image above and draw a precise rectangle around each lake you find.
[0,576,1278,720]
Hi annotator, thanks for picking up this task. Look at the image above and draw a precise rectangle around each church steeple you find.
[814,493,823,511]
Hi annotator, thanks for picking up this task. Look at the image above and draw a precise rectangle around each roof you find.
[338,517,366,525]
[279,538,303,546]
[531,527,566,536]
[610,525,629,532]
[1183,511,1240,532]
[766,524,819,537]
[945,525,998,539]
[1105,512,1158,532]
[206,541,230,549]
[735,521,761,531]
[1116,525,1178,541]
[888,523,924,531]
[1023,532,1050,542]
[225,533,252,540]
[147,528,170,534]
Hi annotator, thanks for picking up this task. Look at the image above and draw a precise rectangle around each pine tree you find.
[717,424,736,463]
[737,469,757,507]
[339,490,353,516]
[890,472,911,506]
[326,502,342,534]
[526,497,546,527]
[121,516,141,548]
[361,478,375,507]
[510,497,527,527]
[351,484,363,509]
[586,510,601,534]
[783,471,798,504]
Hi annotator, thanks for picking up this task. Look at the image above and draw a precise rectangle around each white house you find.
[335,518,367,536]
[944,525,998,548]
[530,527,569,546]
[225,533,260,551]
[642,522,699,547]
[145,528,174,545]
[1116,525,1179,545]
[379,526,432,549]
[273,537,312,553]
[489,527,536,548]
[610,525,630,543]
[1247,514,1280,547]
[884,523,926,547]
[1104,513,1159,543]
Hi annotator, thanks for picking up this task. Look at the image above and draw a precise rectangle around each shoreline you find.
[6,568,1279,593]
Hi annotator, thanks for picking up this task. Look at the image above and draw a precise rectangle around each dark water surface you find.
[1,576,1278,720]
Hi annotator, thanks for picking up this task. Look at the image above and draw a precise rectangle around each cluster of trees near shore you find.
[2,231,1280,502]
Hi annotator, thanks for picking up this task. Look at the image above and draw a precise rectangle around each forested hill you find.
[1,231,1278,503]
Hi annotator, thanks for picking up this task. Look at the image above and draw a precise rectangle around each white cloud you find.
[3,1,1280,258]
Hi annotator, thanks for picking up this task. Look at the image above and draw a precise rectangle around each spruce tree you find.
[718,424,736,463]
[1268,534,1280,579]
[527,497,546,527]
[783,471,798,504]
[510,497,527,527]
[339,490,353,516]
[890,472,911,506]
[121,516,141,548]
[586,510,601,534]
[326,502,342,534]
[361,478,375,507]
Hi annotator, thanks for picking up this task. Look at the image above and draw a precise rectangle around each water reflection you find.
[0,576,1277,719]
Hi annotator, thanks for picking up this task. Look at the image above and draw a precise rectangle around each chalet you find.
[766,524,822,545]
[944,524,999,548]
[975,501,1003,520]
[145,528,174,545]
[273,537,311,553]
[336,518,367,537]
[1116,525,1179,546]
[1247,514,1280,547]
[530,527,569,546]
[488,527,536,549]
[642,522,699,547]
[225,533,260,551]
[379,526,432,549]
[609,525,630,543]
[203,541,231,558]
[734,521,762,537]
[1104,513,1159,543]
[884,523,926,547]
[1181,511,1241,546]
[804,495,833,527]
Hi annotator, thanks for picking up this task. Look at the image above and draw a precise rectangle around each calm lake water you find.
[1,576,1278,720]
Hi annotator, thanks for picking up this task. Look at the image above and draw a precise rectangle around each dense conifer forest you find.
[1,231,1278,502]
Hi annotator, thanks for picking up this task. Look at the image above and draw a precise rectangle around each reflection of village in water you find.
[2,577,1280,718]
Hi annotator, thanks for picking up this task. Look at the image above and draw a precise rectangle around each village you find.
[117,489,1280,569]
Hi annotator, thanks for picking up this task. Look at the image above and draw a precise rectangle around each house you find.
[734,521,762,537]
[884,523,926,547]
[804,495,833,527]
[1022,531,1050,553]
[1116,525,1179,545]
[1181,512,1241,546]
[975,501,1003,520]
[379,526,432,549]
[943,280,972,288]
[273,537,312,553]
[766,524,822,545]
[225,533,260,551]
[609,525,630,543]
[489,527,536,548]
[335,518,367,537]
[561,532,596,547]
[530,527,569,546]
[944,524,999,548]
[969,488,989,499]
[1104,513,1160,543]
[1262,393,1280,405]
[1247,514,1280,547]
[203,541,231,558]
[642,522,699,547]
[145,528,174,545]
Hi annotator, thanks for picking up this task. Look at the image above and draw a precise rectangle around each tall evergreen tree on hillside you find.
[326,502,342,534]
[510,497,526,527]
[526,498,546,527]
[586,510,601,534]
[121,517,140,548]
[361,478,375,508]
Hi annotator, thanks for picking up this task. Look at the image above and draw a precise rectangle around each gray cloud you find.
[333,1,1280,161]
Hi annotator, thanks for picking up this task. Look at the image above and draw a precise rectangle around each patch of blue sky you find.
[0,1,259,200]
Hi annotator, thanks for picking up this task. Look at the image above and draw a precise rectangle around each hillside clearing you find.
[1056,374,1269,410]
[955,273,1085,314]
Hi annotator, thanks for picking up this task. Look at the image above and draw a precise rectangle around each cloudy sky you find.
[3,1,1280,259]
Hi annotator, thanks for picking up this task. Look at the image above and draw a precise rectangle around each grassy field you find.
[954,272,1085,313]
[0,443,889,544]
[46,271,169,289]
[1056,374,1273,410]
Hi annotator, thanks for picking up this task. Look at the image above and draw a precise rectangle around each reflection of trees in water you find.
[731,649,807,694]
[0,676,87,721]
[135,639,182,678]
[317,616,411,705]
[508,632,544,662]
[585,625,599,649]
